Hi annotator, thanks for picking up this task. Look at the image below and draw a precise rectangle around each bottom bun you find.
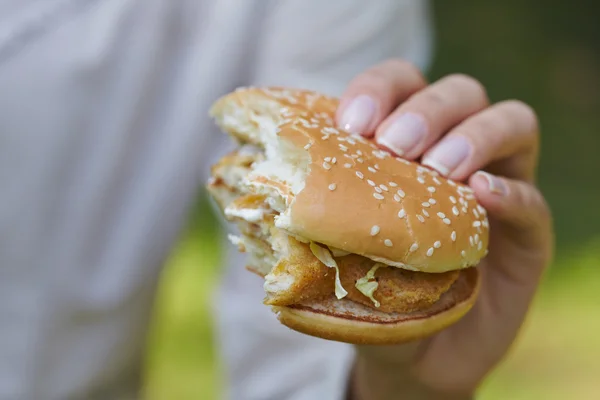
[272,268,480,345]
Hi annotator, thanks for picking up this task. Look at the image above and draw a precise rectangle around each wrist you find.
[348,350,474,400]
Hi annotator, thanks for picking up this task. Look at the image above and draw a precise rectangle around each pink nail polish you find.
[339,95,377,134]
[422,136,471,176]
[376,113,427,156]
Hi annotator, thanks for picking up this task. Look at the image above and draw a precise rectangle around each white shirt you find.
[0,1,432,398]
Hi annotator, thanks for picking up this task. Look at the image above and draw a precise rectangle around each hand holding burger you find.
[207,58,553,399]
[337,60,554,399]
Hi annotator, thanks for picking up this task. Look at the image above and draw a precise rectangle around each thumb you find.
[470,171,554,278]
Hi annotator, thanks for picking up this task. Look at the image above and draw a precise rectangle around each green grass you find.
[142,205,224,400]
[142,204,600,399]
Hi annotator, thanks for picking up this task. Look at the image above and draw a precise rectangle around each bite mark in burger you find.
[207,87,489,345]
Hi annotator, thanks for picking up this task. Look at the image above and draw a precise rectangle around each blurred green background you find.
[142,1,600,399]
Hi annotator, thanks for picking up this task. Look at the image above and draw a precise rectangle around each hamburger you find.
[207,87,489,345]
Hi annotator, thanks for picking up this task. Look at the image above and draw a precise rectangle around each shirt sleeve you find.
[214,2,434,400]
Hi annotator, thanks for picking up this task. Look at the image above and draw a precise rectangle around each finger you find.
[470,171,553,269]
[336,59,427,136]
[411,172,553,392]
[374,74,489,159]
[422,100,539,182]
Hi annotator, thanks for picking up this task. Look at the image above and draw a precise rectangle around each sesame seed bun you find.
[209,86,489,344]
[210,87,489,273]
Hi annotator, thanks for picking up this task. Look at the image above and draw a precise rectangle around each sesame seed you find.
[448,180,457,187]
[384,239,393,247]
[452,206,459,216]
[477,205,487,215]
[417,215,425,223]
[304,143,312,150]
[434,241,441,248]
[474,233,480,243]
[368,166,377,173]
[356,150,363,156]
[324,157,332,162]
[461,250,467,257]
[428,186,436,193]
[443,218,451,225]
[417,177,425,184]
[477,241,483,250]
[375,187,382,193]
[389,182,398,187]
[344,163,352,168]
[451,231,457,241]
[328,183,337,191]
[374,164,380,170]
[379,184,388,191]
[367,180,375,186]
[450,196,457,204]
[356,171,364,179]
[323,162,331,170]
[422,202,431,208]
[437,212,446,219]
[397,189,406,198]
[473,209,480,218]
[482,220,489,228]
[469,236,474,246]
[344,154,353,159]
[331,157,337,164]
[321,135,329,140]
[339,144,348,152]
[370,225,380,236]
[393,194,401,202]
[429,198,437,205]
[357,158,364,163]
[422,209,429,217]
[398,209,406,218]
[462,207,468,213]
[373,193,384,200]
[410,243,419,252]
[433,177,442,185]
[473,221,482,227]
[347,138,357,145]
[427,247,434,257]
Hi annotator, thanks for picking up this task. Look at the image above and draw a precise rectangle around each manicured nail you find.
[376,113,427,156]
[475,171,509,196]
[422,135,471,176]
[339,95,377,134]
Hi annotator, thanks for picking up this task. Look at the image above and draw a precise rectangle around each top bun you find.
[210,87,489,273]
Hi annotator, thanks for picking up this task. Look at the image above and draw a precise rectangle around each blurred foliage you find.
[143,1,600,399]
[429,1,600,255]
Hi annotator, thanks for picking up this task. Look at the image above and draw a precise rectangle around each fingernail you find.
[339,95,377,134]
[422,135,471,176]
[475,171,509,196]
[376,113,427,156]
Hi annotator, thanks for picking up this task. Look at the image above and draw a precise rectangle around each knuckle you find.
[417,89,448,109]
[383,58,425,80]
[471,113,509,137]
[347,70,389,95]
[502,99,540,133]
[446,73,489,102]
